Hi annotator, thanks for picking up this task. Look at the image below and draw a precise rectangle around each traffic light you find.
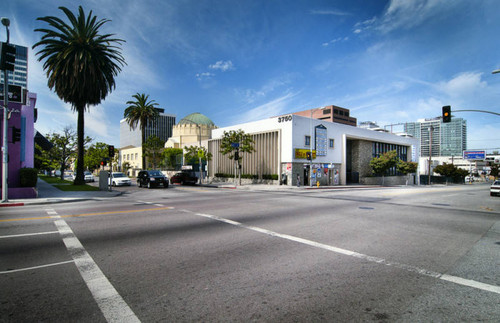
[108,145,115,158]
[234,151,239,161]
[306,151,312,160]
[101,158,107,166]
[0,42,16,71]
[442,105,451,123]
[12,127,21,143]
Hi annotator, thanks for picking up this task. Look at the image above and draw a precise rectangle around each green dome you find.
[178,112,215,126]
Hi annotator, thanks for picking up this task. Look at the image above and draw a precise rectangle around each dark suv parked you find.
[137,170,169,188]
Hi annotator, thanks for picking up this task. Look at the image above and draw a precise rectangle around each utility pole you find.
[428,125,433,185]
[1,17,11,203]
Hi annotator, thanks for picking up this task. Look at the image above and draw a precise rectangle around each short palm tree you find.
[33,6,125,184]
[124,93,160,169]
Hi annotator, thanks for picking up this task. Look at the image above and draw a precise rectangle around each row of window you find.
[305,136,334,149]
[123,153,139,161]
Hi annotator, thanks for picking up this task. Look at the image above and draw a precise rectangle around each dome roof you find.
[178,112,215,126]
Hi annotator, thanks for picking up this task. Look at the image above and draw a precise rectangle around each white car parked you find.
[109,172,132,186]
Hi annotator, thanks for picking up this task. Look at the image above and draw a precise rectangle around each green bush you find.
[20,168,38,187]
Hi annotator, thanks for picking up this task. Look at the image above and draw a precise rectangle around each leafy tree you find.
[33,6,125,185]
[84,142,109,171]
[433,162,469,183]
[397,160,418,185]
[49,127,79,179]
[184,145,212,183]
[220,130,255,185]
[124,93,160,168]
[369,150,399,185]
[163,148,183,170]
[34,143,58,174]
[143,136,165,169]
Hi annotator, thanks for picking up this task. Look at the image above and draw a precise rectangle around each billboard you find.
[463,150,486,160]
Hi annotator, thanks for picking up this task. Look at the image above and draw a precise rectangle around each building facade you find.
[120,109,176,148]
[165,112,217,149]
[404,117,466,157]
[293,105,357,126]
[208,114,419,186]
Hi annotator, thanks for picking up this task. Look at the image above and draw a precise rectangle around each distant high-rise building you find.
[404,117,466,157]
[293,105,357,126]
[120,108,176,148]
[0,44,28,88]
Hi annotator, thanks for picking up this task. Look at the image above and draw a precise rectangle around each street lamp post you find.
[492,69,500,74]
[427,125,433,185]
[1,17,10,203]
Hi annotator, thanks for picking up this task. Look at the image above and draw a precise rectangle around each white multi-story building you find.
[208,114,419,186]
[404,117,467,157]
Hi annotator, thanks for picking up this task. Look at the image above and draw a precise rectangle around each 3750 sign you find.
[277,115,292,123]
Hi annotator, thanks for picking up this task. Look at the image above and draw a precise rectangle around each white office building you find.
[208,114,419,186]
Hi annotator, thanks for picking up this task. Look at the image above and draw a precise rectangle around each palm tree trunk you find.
[74,107,85,185]
[141,125,146,169]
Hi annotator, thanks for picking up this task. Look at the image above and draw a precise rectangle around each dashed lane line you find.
[0,260,74,274]
[180,209,500,295]
[0,231,59,239]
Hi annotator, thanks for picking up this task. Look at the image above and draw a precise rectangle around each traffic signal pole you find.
[1,18,10,203]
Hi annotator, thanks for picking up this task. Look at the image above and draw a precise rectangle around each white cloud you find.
[309,9,351,16]
[353,0,457,34]
[196,72,215,81]
[209,60,235,72]
[231,92,298,125]
[437,72,487,99]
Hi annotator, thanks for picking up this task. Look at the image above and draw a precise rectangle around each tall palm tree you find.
[33,6,125,184]
[124,93,160,169]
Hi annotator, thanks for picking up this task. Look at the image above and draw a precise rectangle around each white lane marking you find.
[0,260,74,274]
[188,211,500,295]
[0,231,59,239]
[46,208,140,323]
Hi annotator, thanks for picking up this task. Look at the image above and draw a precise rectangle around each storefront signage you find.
[277,115,292,123]
[0,84,25,104]
[315,124,327,156]
[295,149,316,159]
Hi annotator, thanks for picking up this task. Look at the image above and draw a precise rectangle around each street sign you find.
[231,142,239,148]
[463,150,486,160]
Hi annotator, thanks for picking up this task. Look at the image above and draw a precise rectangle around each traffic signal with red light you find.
[442,105,451,123]
[108,145,114,158]
[0,42,16,71]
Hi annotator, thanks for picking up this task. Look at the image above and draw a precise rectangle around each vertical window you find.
[305,135,311,146]
[329,139,334,148]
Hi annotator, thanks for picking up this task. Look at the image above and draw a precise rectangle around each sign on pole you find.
[463,150,486,160]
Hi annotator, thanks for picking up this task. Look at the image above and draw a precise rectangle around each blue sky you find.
[2,0,500,152]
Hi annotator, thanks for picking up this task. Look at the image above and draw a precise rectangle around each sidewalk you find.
[0,178,122,207]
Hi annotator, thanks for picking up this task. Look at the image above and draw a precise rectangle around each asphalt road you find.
[1,184,499,322]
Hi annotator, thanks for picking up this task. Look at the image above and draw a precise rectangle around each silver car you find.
[109,172,132,186]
